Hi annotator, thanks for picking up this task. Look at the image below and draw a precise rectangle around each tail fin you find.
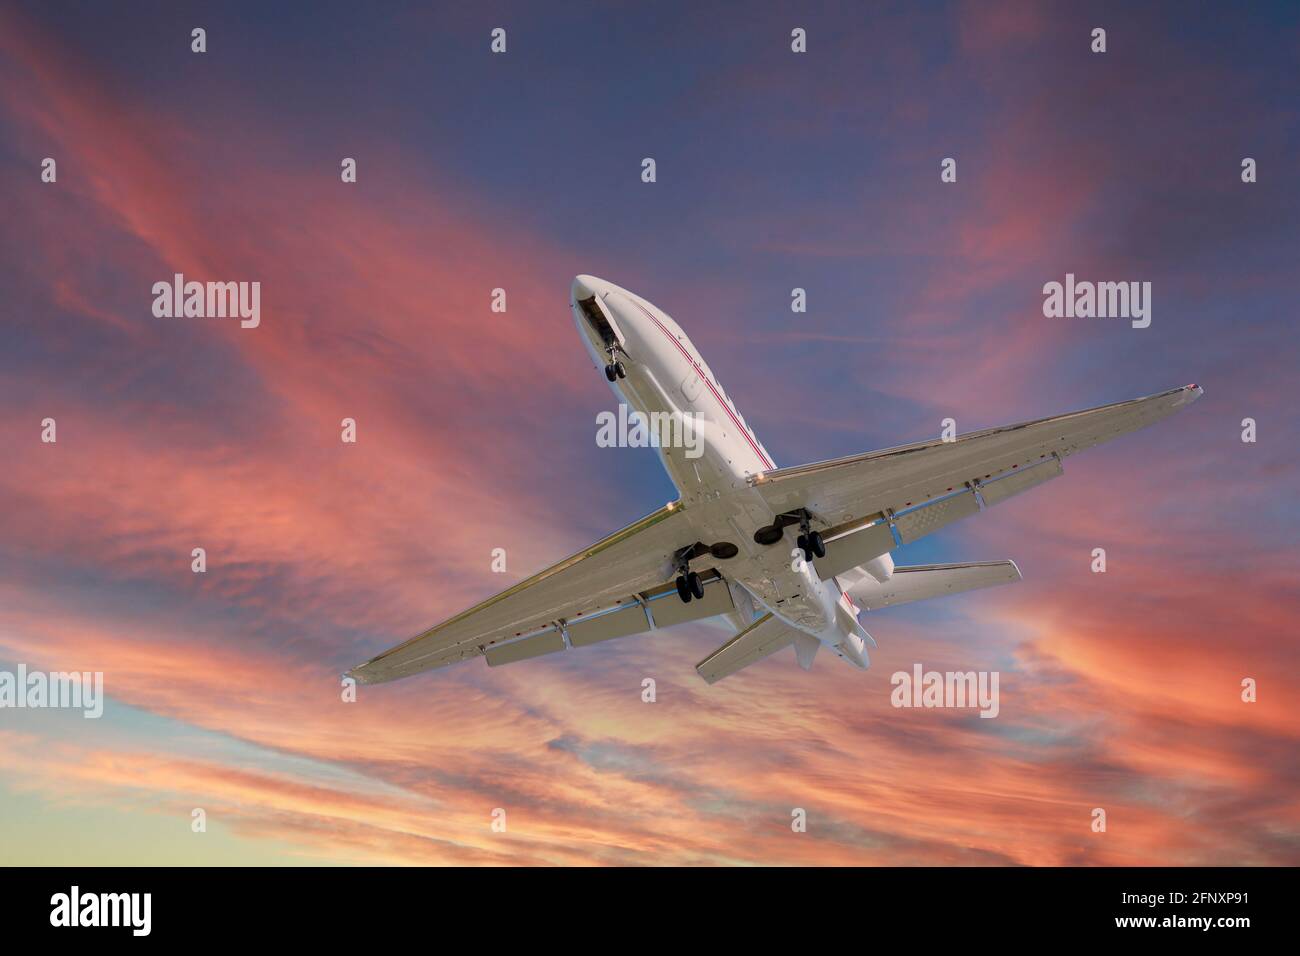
[793,634,820,670]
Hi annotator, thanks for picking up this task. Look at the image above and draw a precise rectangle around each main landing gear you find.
[672,544,706,603]
[752,509,826,562]
[796,510,826,562]
[669,542,737,603]
[674,570,705,603]
[602,344,627,382]
[797,529,826,562]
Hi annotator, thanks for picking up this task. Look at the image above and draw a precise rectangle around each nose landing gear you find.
[602,344,627,382]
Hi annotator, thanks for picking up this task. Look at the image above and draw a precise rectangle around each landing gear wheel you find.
[686,570,705,600]
[675,575,693,603]
[797,534,813,562]
[807,530,826,559]
[614,361,627,379]
[604,364,618,382]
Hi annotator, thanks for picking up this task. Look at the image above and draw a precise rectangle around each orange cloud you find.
[0,3,1295,868]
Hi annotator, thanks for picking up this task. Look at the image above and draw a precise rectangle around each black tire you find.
[709,541,739,560]
[675,575,692,603]
[604,364,618,382]
[614,361,627,379]
[808,530,826,559]
[796,533,808,553]
[687,570,705,600]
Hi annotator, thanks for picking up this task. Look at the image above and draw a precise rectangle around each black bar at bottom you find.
[0,866,1281,941]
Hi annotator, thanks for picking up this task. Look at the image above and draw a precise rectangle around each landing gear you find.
[753,509,827,561]
[603,344,627,382]
[796,531,826,562]
[810,531,826,559]
[795,510,826,561]
[674,570,704,603]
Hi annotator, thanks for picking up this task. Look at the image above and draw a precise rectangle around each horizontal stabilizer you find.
[847,560,1021,611]
[696,613,799,684]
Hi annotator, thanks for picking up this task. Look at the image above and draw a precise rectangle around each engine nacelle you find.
[862,552,894,583]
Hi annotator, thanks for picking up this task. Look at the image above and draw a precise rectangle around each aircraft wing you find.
[347,503,731,684]
[754,385,1202,556]
[695,613,799,685]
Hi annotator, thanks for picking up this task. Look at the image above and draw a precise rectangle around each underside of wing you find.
[755,384,1202,557]
[348,503,731,684]
[695,613,800,684]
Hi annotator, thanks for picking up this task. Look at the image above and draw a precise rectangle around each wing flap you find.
[977,455,1063,506]
[566,603,652,647]
[348,503,698,683]
[817,519,895,580]
[648,576,735,628]
[894,487,980,543]
[485,631,567,667]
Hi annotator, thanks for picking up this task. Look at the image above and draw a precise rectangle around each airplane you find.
[347,275,1202,686]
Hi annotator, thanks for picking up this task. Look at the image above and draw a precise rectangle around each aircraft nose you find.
[572,274,610,301]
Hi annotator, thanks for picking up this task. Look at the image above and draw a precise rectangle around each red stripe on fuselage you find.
[626,297,775,470]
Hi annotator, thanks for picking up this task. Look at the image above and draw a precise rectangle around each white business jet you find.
[348,276,1201,685]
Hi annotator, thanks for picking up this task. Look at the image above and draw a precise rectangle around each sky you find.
[0,0,1297,866]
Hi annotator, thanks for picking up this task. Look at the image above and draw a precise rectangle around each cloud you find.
[0,1,1296,867]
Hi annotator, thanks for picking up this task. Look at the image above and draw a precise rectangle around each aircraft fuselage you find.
[571,275,868,668]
